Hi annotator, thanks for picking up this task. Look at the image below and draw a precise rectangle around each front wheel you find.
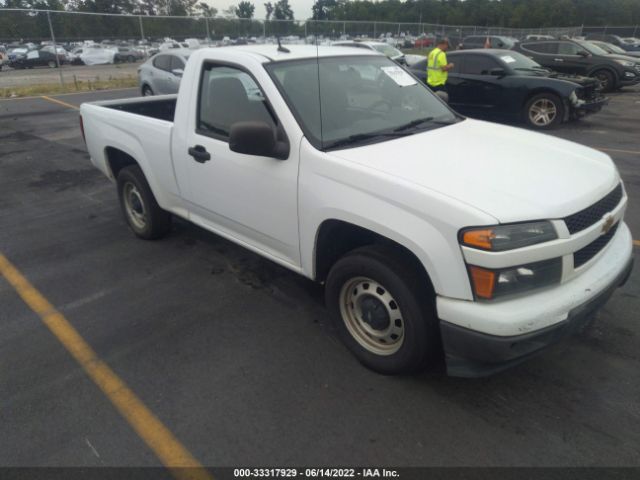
[592,69,615,92]
[117,165,171,240]
[325,245,439,374]
[142,84,154,96]
[524,93,564,129]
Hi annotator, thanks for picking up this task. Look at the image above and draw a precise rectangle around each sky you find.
[204,0,316,22]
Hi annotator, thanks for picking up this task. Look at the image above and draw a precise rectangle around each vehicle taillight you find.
[79,114,86,144]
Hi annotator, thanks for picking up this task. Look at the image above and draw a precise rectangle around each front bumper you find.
[438,223,634,377]
[620,69,640,86]
[571,96,609,117]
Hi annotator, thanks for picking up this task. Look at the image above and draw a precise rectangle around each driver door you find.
[180,63,300,267]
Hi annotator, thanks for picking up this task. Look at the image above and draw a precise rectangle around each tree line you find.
[311,0,640,27]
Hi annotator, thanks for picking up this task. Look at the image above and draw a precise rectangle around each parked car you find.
[414,34,435,48]
[621,37,640,48]
[525,34,555,41]
[8,47,66,69]
[138,50,192,96]
[80,45,633,377]
[585,34,640,52]
[115,46,144,63]
[590,40,640,59]
[514,39,640,91]
[80,46,117,65]
[332,41,406,64]
[459,35,518,50]
[408,49,606,129]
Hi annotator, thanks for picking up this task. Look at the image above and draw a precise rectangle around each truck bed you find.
[105,96,176,123]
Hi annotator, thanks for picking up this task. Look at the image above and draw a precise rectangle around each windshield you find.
[266,55,458,150]
[498,51,545,71]
[576,40,609,56]
[372,44,403,58]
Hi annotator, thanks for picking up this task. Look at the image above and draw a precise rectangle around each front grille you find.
[564,184,623,235]
[574,223,619,268]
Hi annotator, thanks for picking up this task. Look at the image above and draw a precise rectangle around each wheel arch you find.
[313,219,436,298]
[587,65,620,86]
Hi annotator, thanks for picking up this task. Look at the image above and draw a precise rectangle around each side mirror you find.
[489,68,506,76]
[229,121,288,160]
[171,68,183,77]
[577,50,589,57]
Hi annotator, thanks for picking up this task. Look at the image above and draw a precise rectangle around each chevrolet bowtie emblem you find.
[602,215,615,235]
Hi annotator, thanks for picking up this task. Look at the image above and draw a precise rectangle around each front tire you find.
[142,84,154,96]
[325,245,439,374]
[592,69,615,92]
[524,93,564,129]
[117,165,171,240]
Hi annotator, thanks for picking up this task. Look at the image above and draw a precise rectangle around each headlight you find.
[468,258,562,300]
[460,221,558,251]
[615,59,636,67]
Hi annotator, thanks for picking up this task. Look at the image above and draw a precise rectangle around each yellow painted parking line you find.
[596,147,640,156]
[40,95,79,110]
[0,87,137,102]
[0,252,213,480]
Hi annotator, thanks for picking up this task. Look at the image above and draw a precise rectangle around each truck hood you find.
[329,119,619,223]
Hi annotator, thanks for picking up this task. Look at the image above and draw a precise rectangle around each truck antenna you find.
[277,36,290,53]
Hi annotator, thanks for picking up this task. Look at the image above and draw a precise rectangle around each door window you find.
[153,55,171,71]
[522,42,557,54]
[460,55,500,75]
[197,64,276,141]
[557,42,585,55]
[170,55,185,72]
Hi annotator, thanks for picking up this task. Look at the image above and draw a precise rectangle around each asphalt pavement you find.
[1,87,639,470]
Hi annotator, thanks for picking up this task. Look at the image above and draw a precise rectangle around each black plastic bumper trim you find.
[441,256,634,378]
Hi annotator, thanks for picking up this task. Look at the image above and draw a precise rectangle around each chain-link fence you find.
[0,7,638,89]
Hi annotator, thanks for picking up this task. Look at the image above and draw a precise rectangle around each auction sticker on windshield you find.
[381,66,417,87]
[501,55,517,63]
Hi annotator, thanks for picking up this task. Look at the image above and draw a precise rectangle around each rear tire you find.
[325,245,439,374]
[117,165,171,240]
[524,93,564,129]
[592,69,616,93]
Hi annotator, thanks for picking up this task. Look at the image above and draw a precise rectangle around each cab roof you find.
[210,44,380,62]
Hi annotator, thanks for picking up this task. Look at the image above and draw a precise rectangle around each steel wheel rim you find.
[339,277,405,356]
[123,182,147,230]
[529,98,557,126]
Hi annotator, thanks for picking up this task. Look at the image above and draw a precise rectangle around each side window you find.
[170,55,185,72]
[522,42,557,54]
[461,55,499,75]
[447,56,462,73]
[197,64,276,141]
[557,42,583,55]
[153,55,171,71]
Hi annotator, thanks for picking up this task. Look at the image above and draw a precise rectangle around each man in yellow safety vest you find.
[427,38,455,92]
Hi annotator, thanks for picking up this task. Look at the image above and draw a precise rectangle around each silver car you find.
[138,49,192,96]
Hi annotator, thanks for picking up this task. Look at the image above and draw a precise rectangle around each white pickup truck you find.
[80,45,634,377]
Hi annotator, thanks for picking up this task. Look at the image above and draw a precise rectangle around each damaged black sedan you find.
[409,49,607,129]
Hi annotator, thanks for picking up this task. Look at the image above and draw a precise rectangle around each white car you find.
[80,46,116,65]
[80,45,633,377]
[332,40,406,64]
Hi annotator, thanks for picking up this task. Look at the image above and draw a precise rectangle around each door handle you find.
[188,145,211,163]
[554,58,564,62]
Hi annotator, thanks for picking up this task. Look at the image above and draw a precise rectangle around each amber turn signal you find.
[469,266,496,300]
[462,229,495,250]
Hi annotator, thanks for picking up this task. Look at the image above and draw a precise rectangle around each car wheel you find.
[524,93,564,129]
[592,69,615,92]
[325,245,439,374]
[47,60,56,68]
[117,165,171,240]
[142,85,154,96]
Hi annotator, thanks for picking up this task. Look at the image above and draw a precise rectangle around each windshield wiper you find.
[324,131,411,150]
[393,116,458,132]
